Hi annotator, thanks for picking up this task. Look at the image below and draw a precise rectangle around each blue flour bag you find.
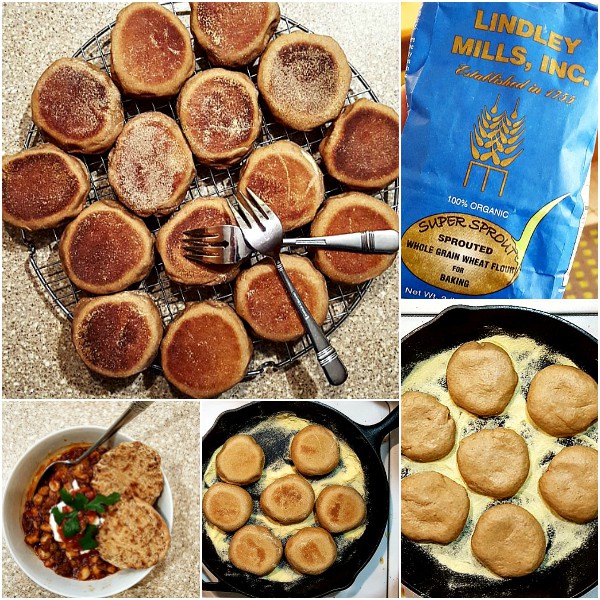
[401,2,598,298]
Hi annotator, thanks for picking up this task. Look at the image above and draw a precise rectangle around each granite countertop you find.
[1,400,200,598]
[1,2,399,399]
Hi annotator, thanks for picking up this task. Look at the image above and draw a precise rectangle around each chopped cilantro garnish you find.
[79,524,99,550]
[86,493,121,513]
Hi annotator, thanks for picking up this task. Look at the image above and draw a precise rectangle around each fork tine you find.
[226,198,252,230]
[232,195,262,229]
[183,226,224,241]
[182,244,222,255]
[238,190,267,226]
[246,187,276,220]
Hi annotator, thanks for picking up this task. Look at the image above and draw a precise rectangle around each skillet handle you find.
[358,406,399,449]
[202,579,234,593]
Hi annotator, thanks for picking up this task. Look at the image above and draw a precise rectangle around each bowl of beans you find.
[2,426,173,597]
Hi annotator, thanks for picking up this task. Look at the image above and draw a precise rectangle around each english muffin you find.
[59,200,154,295]
[527,364,598,437]
[315,485,366,533]
[237,140,325,231]
[203,482,253,532]
[446,341,518,416]
[234,254,328,342]
[2,144,89,230]
[190,2,280,67]
[229,524,282,575]
[161,301,253,398]
[155,197,240,286]
[320,99,399,190]
[31,57,123,154]
[258,31,352,131]
[310,192,399,284]
[110,3,194,98]
[92,441,163,505]
[216,434,265,486]
[260,474,315,524]
[290,424,340,476]
[108,112,196,217]
[177,69,261,168]
[97,495,170,569]
[285,527,337,575]
[72,292,163,379]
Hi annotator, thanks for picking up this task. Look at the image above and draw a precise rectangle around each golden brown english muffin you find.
[310,192,399,284]
[237,140,325,231]
[110,3,194,98]
[59,200,154,295]
[177,69,261,168]
[2,144,90,230]
[161,301,253,398]
[155,197,240,286]
[108,112,196,217]
[229,524,282,575]
[31,58,123,154]
[234,255,328,342]
[260,474,315,524]
[92,441,163,505]
[216,434,265,485]
[290,424,340,476]
[315,485,366,534]
[320,99,399,190]
[190,2,280,67]
[97,495,170,569]
[285,527,337,575]
[71,292,163,379]
[203,482,253,532]
[258,31,351,131]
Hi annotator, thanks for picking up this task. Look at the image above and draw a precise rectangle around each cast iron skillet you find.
[202,401,398,597]
[401,305,598,598]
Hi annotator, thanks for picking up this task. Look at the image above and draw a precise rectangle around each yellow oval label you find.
[401,212,520,295]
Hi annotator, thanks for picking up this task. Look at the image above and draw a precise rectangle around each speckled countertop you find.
[1,2,399,399]
[2,400,200,597]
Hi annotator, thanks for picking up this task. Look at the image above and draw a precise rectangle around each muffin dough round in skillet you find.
[59,200,154,295]
[110,3,194,98]
[291,424,340,476]
[320,99,400,190]
[229,524,282,575]
[285,527,337,575]
[527,364,598,437]
[92,441,163,505]
[216,434,265,485]
[310,192,399,285]
[161,301,253,398]
[31,57,123,154]
[177,69,261,168]
[237,140,325,232]
[234,255,328,342]
[190,2,280,68]
[257,31,352,131]
[315,485,366,533]
[97,495,170,569]
[471,504,545,577]
[108,112,195,217]
[539,446,598,523]
[2,144,90,230]
[457,428,529,498]
[446,341,518,416]
[401,472,469,544]
[203,482,253,532]
[72,292,162,379]
[260,474,315,524]
[155,197,240,286]
[401,391,455,462]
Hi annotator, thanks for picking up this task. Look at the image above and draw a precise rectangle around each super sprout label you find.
[401,2,598,299]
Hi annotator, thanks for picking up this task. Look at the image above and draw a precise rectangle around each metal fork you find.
[183,225,399,265]
[228,188,348,386]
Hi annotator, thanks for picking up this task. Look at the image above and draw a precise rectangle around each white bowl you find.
[3,426,173,598]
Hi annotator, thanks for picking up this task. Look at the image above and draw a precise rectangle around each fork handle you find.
[283,230,399,253]
[274,259,348,386]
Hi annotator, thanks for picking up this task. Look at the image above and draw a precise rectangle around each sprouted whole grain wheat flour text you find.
[401,2,598,298]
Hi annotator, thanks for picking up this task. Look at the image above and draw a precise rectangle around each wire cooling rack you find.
[21,3,399,380]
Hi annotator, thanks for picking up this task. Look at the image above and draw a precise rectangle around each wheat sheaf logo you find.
[463,94,525,197]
